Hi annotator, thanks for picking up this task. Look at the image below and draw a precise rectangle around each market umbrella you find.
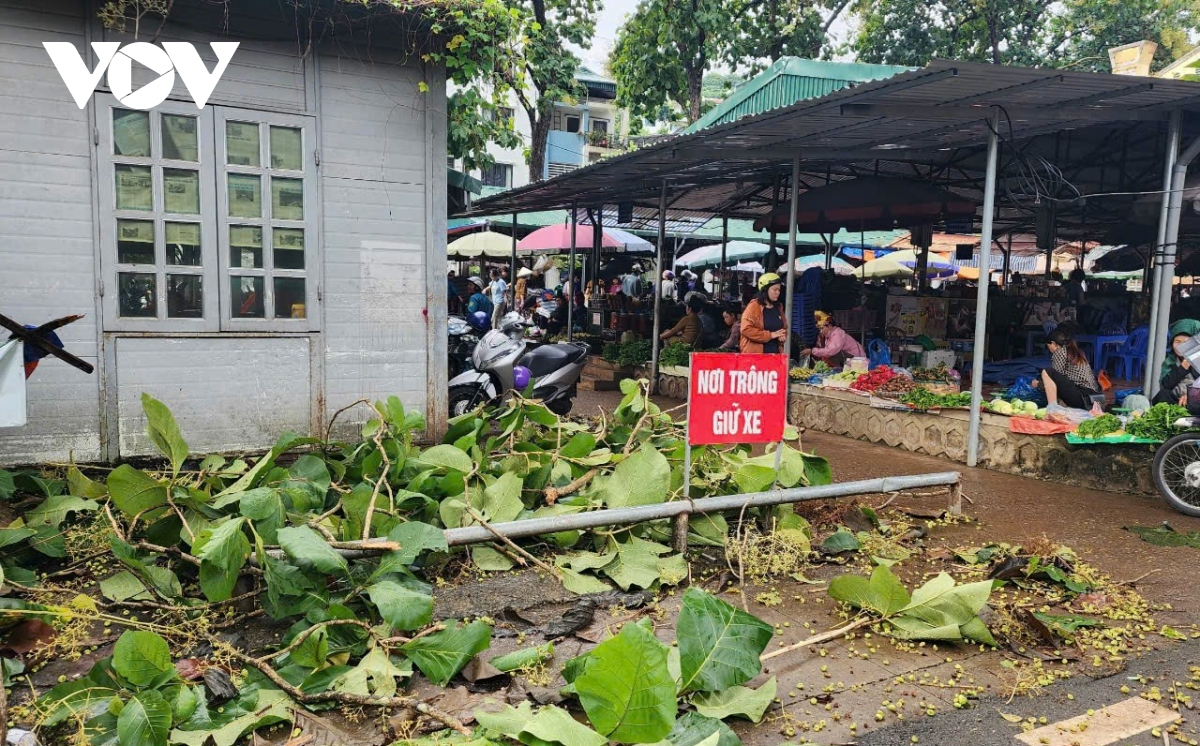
[856,256,914,279]
[753,177,977,233]
[782,255,856,276]
[517,224,652,254]
[676,241,769,268]
[881,248,958,279]
[447,230,515,260]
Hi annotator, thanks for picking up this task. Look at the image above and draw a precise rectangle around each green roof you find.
[448,167,482,194]
[684,57,912,134]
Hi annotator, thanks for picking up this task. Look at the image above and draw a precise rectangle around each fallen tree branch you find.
[760,617,874,662]
[543,468,598,505]
[465,507,560,579]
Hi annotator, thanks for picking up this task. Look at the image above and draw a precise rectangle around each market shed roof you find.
[464,60,1200,241]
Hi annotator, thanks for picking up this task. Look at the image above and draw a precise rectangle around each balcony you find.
[585,130,627,151]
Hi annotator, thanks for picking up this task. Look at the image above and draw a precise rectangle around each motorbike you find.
[448,312,589,418]
[1154,415,1200,516]
[448,312,488,376]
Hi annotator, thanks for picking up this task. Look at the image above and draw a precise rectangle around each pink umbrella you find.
[517,224,621,253]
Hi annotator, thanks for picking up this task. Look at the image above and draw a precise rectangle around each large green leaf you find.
[420,444,474,474]
[333,645,411,698]
[117,690,171,746]
[828,565,910,618]
[141,394,189,477]
[113,630,174,688]
[604,538,666,591]
[887,573,995,644]
[36,661,121,727]
[25,493,98,557]
[367,580,433,632]
[192,518,250,602]
[67,465,108,499]
[691,677,776,723]
[277,526,348,575]
[107,465,169,517]
[575,621,675,743]
[677,589,773,694]
[170,688,293,746]
[662,712,742,746]
[386,521,449,566]
[290,626,329,669]
[475,702,607,746]
[604,446,670,508]
[490,642,554,673]
[401,620,491,685]
[471,472,524,524]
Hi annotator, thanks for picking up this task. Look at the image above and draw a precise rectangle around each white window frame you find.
[214,107,319,332]
[96,95,219,332]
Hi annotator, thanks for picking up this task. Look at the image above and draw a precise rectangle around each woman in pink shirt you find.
[801,311,865,368]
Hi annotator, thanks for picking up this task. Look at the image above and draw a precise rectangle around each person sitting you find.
[466,276,493,324]
[718,305,742,351]
[801,310,866,368]
[545,290,569,336]
[1155,319,1200,405]
[660,296,704,346]
[740,273,787,354]
[1039,328,1101,409]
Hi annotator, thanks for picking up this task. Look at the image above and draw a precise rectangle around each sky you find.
[574,0,857,75]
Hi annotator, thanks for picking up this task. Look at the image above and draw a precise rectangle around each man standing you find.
[489,268,509,328]
[447,270,462,315]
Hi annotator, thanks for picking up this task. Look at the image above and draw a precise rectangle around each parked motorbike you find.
[1154,415,1200,516]
[448,312,589,417]
[448,312,488,376]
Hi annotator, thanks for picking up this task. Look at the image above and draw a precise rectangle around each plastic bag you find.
[1010,416,1074,435]
[1044,403,1092,426]
[868,338,891,370]
[1004,376,1046,406]
[1097,370,1113,392]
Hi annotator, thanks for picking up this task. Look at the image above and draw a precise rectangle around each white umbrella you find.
[676,241,769,268]
[857,256,914,279]
[447,230,515,259]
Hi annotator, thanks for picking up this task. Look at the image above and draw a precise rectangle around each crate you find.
[921,349,958,369]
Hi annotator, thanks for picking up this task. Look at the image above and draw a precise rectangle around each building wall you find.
[0,0,447,465]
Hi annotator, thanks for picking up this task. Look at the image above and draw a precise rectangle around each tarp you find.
[0,341,26,427]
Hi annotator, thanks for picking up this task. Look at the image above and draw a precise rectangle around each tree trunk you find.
[528,108,553,182]
[687,68,703,123]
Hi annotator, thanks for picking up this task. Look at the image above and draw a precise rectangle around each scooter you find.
[448,312,589,417]
[448,312,488,376]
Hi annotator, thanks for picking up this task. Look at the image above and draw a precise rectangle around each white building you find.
[0,0,449,464]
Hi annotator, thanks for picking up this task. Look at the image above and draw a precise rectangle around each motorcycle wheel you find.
[449,385,486,418]
[546,397,573,416]
[1153,432,1200,516]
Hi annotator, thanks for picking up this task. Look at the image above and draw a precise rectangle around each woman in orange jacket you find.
[739,273,788,354]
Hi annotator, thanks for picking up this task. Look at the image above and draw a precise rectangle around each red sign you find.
[688,353,789,445]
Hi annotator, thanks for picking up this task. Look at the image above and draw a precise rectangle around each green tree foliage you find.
[610,0,849,125]
[851,0,1199,72]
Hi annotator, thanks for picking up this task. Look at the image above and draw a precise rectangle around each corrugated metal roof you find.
[464,60,1200,242]
[686,58,912,134]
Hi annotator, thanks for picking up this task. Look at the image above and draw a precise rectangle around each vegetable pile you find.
[874,376,918,395]
[789,361,832,380]
[601,340,652,368]
[659,341,692,367]
[899,389,972,410]
[850,366,898,393]
[1075,414,1122,439]
[1126,403,1192,441]
[910,363,955,383]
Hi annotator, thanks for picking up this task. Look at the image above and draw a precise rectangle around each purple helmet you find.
[513,365,532,391]
[468,311,490,331]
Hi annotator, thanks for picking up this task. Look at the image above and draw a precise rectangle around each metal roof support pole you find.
[1145,110,1182,395]
[593,205,603,305]
[783,153,801,356]
[1002,234,1012,288]
[510,213,518,297]
[567,201,577,342]
[650,181,669,395]
[721,216,729,300]
[967,111,1000,468]
[1151,119,1200,398]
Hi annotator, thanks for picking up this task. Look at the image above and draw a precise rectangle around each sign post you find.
[677,353,790,551]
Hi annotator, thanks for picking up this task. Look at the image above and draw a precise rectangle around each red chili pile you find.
[850,365,897,392]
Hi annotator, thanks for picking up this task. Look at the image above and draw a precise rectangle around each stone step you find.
[581,364,629,382]
[578,375,620,391]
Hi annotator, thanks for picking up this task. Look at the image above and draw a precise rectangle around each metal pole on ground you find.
[567,202,577,342]
[967,111,1001,468]
[1151,127,1200,397]
[721,216,729,300]
[650,181,668,395]
[510,213,518,304]
[1146,109,1181,395]
[783,153,801,358]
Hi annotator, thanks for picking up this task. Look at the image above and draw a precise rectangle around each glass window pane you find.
[162,115,198,161]
[270,126,303,170]
[165,222,201,266]
[230,225,263,268]
[271,178,303,220]
[225,121,260,166]
[228,174,261,218]
[113,110,150,157]
[274,277,306,319]
[118,273,157,317]
[231,276,265,318]
[273,228,305,269]
[163,169,200,214]
[115,165,153,211]
[166,275,203,318]
[116,220,155,265]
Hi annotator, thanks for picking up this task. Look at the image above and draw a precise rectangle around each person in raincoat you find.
[1155,318,1200,405]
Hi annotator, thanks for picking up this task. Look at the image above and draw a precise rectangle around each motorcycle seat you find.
[520,343,588,378]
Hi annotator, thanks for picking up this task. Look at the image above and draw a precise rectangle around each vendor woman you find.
[801,310,865,368]
[740,273,787,353]
[1155,319,1200,405]
[1039,329,1102,409]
